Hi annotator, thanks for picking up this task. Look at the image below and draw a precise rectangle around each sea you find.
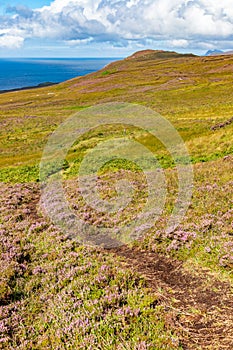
[0,57,118,91]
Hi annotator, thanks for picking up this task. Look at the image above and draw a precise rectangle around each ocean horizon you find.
[0,57,119,91]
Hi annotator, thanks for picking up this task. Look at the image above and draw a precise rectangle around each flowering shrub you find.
[0,183,179,349]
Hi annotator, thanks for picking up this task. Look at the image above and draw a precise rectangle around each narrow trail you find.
[110,246,233,350]
[28,189,233,349]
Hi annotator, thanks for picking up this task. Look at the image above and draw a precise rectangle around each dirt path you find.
[27,187,233,349]
[110,246,233,350]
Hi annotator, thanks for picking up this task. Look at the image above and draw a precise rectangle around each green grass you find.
[0,53,232,182]
[101,69,118,76]
[0,51,233,348]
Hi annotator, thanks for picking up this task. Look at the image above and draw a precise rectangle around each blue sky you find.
[0,0,233,57]
[0,1,51,14]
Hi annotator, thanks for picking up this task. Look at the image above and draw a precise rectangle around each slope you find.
[0,50,232,349]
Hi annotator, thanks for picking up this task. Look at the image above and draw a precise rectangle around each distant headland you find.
[0,81,58,94]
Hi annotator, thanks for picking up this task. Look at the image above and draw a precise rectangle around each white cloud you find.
[169,39,189,48]
[0,0,233,51]
[66,37,93,45]
[0,34,24,48]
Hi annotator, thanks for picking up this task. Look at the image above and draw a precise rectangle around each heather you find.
[0,183,179,349]
[0,51,232,349]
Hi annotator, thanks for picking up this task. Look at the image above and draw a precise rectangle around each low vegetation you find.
[0,50,232,349]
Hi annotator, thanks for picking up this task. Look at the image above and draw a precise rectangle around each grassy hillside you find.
[0,50,232,181]
[0,50,232,349]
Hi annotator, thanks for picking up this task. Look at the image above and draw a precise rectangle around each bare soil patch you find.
[110,245,233,349]
[211,116,233,131]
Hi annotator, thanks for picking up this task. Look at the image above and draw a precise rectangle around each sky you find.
[0,0,233,57]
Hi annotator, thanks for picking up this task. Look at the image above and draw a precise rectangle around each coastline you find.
[0,81,58,94]
[0,57,119,95]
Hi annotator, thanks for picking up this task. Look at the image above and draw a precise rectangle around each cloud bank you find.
[1,0,233,51]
